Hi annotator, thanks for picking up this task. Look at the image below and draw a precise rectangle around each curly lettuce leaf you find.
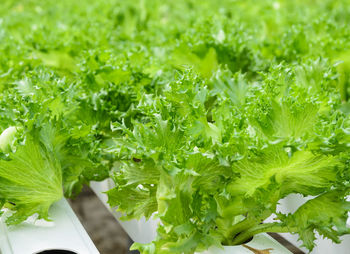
[228,147,341,198]
[0,136,62,225]
[279,189,350,251]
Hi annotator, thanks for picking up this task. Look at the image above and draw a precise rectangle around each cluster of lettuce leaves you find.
[0,0,350,253]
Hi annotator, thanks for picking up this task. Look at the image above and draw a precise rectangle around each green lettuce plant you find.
[108,66,350,253]
[0,0,349,253]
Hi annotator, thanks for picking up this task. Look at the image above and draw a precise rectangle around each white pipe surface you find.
[0,199,99,254]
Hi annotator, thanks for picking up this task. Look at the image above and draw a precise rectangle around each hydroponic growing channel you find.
[0,199,99,254]
[0,0,350,253]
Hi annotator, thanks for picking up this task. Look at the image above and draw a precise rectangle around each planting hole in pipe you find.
[35,250,77,254]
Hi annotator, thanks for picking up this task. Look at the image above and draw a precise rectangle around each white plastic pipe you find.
[0,199,99,254]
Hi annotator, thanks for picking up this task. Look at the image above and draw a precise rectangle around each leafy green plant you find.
[0,0,349,253]
[108,66,350,253]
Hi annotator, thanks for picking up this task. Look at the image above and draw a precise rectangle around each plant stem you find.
[230,223,297,245]
[222,218,258,245]
[223,209,275,245]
